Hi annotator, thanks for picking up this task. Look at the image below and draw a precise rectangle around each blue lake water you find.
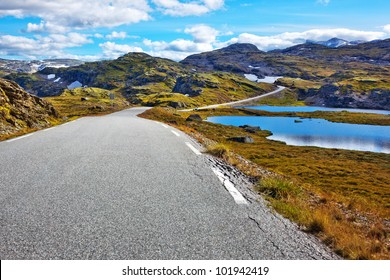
[242,105,390,115]
[207,116,390,154]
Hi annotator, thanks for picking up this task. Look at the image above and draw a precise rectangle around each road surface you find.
[0,108,337,259]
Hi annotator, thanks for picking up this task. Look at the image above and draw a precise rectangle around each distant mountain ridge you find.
[0,58,84,75]
[2,38,389,110]
[270,38,390,65]
[306,37,365,48]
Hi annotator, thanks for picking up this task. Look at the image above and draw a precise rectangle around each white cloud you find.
[203,0,224,10]
[184,24,219,43]
[99,42,144,58]
[384,24,390,34]
[0,1,151,32]
[27,21,45,33]
[106,31,127,40]
[142,24,220,60]
[226,28,386,51]
[152,0,224,16]
[0,33,93,59]
[317,0,330,6]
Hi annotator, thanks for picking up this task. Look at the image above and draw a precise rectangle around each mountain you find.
[0,78,60,139]
[0,58,84,76]
[308,38,350,48]
[181,40,390,110]
[3,38,389,110]
[272,38,390,65]
[5,52,184,97]
[181,43,278,76]
[5,52,274,108]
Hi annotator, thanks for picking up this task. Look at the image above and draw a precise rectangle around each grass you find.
[45,87,130,118]
[206,143,230,158]
[137,72,276,108]
[251,88,306,106]
[140,107,390,259]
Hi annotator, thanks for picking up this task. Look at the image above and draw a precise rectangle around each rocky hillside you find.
[181,41,390,110]
[5,53,187,97]
[271,39,390,65]
[0,78,59,139]
[181,43,276,76]
[4,52,275,108]
[4,39,389,110]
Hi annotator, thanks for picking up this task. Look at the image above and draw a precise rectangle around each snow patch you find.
[68,81,82,89]
[244,74,283,84]
[257,76,283,84]
[244,74,259,82]
[54,77,61,83]
[47,74,55,79]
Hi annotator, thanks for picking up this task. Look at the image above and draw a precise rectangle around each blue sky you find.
[0,0,389,61]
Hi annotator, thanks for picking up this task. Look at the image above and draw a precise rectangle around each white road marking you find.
[171,130,180,137]
[161,123,169,128]
[211,167,248,205]
[185,142,202,155]
[43,127,55,131]
[6,134,32,143]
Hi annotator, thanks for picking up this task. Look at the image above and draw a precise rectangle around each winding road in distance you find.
[181,86,286,112]
[0,107,337,259]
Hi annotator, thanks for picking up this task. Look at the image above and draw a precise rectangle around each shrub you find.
[206,143,229,158]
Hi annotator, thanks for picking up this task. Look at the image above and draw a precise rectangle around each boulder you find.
[186,114,202,122]
[169,101,188,109]
[239,125,260,133]
[228,136,254,143]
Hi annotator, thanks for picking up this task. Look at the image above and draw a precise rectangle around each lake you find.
[207,116,390,154]
[242,105,390,115]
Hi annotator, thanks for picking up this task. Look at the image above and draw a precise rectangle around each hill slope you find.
[5,52,276,108]
[0,78,60,139]
[271,39,390,65]
[181,41,390,110]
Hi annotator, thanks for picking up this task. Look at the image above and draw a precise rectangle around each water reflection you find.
[207,116,390,154]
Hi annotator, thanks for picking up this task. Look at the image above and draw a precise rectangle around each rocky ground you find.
[0,78,60,139]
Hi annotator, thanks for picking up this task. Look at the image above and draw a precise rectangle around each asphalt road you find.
[0,108,337,259]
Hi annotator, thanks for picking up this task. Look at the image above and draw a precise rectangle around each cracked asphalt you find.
[0,108,338,259]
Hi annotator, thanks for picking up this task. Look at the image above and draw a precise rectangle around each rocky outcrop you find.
[181,43,273,76]
[186,114,202,121]
[0,78,59,137]
[228,136,255,143]
[299,84,390,110]
[239,125,261,133]
[172,76,205,97]
[169,101,188,109]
